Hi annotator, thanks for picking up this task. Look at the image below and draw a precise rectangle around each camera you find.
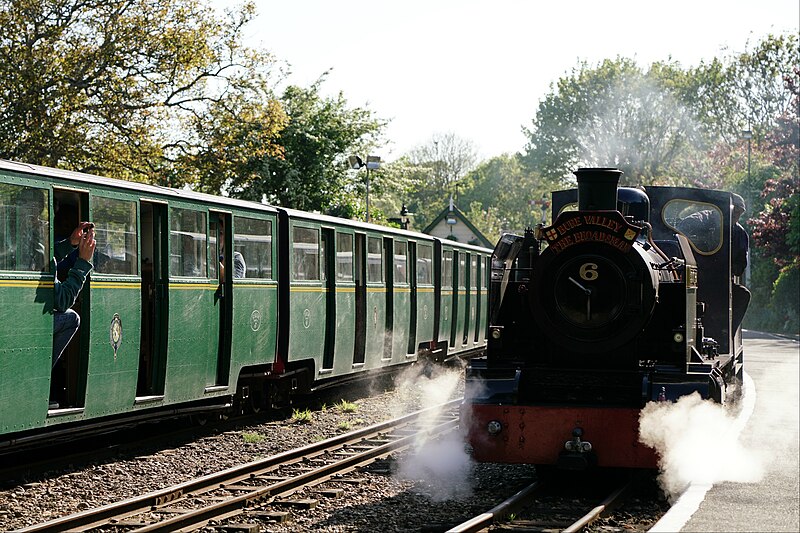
[82,223,95,234]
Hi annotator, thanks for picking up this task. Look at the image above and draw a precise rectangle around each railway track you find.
[446,474,635,532]
[14,399,461,532]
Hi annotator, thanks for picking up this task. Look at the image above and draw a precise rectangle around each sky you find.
[215,0,799,162]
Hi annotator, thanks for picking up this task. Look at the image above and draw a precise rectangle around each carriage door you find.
[322,228,336,370]
[137,201,168,397]
[353,233,367,365]
[383,237,394,359]
[210,211,232,386]
[406,242,417,355]
[51,188,91,408]
[449,251,460,349]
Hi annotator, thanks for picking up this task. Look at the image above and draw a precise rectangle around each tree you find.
[226,76,386,215]
[458,154,557,238]
[0,0,286,183]
[400,133,478,228]
[521,58,705,185]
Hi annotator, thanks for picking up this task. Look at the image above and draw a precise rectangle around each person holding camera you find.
[52,221,96,371]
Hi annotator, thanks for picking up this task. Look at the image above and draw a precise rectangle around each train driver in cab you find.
[731,193,750,334]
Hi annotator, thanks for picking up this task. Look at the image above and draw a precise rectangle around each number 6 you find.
[579,262,598,281]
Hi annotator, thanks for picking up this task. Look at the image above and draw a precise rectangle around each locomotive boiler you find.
[462,167,746,469]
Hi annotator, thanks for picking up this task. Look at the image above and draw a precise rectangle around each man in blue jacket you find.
[52,221,96,370]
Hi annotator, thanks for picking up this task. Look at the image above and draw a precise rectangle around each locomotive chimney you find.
[575,168,622,211]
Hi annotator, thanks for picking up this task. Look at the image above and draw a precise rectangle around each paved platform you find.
[651,331,799,532]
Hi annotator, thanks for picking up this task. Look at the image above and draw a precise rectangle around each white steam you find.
[639,391,763,502]
[392,364,475,501]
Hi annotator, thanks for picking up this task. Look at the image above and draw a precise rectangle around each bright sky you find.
[219,0,799,162]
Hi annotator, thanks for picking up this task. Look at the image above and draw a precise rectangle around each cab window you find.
[663,200,723,255]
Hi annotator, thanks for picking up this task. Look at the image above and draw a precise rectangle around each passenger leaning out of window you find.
[52,222,96,370]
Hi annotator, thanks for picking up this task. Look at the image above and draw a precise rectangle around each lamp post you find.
[348,155,381,222]
[741,126,752,182]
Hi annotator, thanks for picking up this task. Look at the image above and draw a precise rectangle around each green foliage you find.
[228,75,386,214]
[242,431,265,444]
[0,0,286,183]
[772,262,799,334]
[335,399,358,413]
[458,154,559,238]
[520,57,705,184]
[337,421,351,431]
[390,133,479,230]
[291,408,313,423]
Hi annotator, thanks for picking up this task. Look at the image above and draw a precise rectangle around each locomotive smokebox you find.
[575,167,623,211]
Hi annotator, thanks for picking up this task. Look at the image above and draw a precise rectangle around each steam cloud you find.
[639,391,763,502]
[392,364,475,501]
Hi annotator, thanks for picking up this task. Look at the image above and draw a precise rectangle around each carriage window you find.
[293,226,319,281]
[394,241,407,284]
[93,197,137,275]
[458,253,466,289]
[367,236,382,283]
[470,256,478,289]
[170,208,206,277]
[417,244,432,285]
[483,257,489,289]
[663,200,723,255]
[0,185,49,272]
[235,216,272,279]
[442,250,453,288]
[336,233,353,281]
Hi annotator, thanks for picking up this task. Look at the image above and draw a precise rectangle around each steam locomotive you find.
[461,168,748,469]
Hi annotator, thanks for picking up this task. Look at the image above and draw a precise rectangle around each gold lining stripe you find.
[0,279,53,288]
[290,286,326,293]
[169,283,218,290]
[91,282,140,289]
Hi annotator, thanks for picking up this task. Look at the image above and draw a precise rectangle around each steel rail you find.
[15,399,461,533]
[445,481,544,533]
[562,480,632,533]
[447,477,633,533]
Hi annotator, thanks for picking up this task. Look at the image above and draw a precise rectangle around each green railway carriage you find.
[435,240,490,359]
[0,159,491,447]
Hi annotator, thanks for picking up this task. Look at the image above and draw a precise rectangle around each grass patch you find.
[337,421,351,431]
[335,399,358,413]
[292,408,313,424]
[242,431,265,444]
